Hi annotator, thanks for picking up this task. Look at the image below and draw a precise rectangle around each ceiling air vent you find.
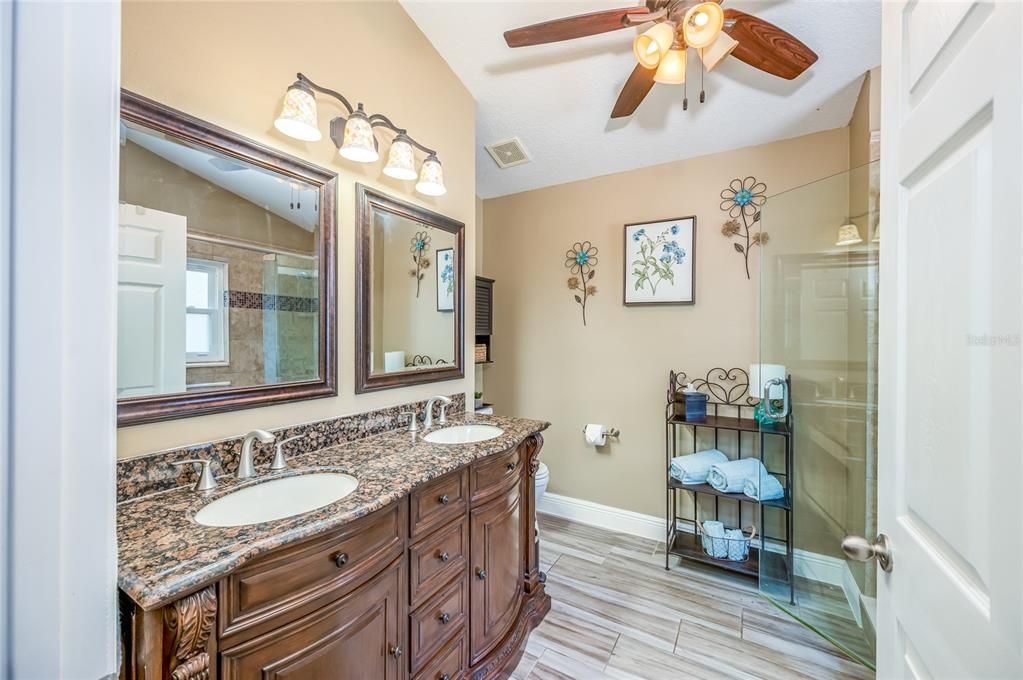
[485,138,531,169]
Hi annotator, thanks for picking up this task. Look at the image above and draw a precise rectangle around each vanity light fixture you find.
[275,73,446,196]
[835,221,864,246]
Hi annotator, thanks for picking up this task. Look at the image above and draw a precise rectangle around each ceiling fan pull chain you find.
[683,75,689,111]
[700,49,706,104]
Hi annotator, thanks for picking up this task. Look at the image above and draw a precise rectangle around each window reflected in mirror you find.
[117,104,333,411]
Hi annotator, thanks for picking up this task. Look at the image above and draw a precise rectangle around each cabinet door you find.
[469,484,522,663]
[221,557,406,680]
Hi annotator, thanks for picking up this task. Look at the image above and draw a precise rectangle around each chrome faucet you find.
[422,395,452,429]
[238,429,275,479]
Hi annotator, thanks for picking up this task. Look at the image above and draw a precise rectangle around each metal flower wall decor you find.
[565,241,598,326]
[719,177,769,280]
[409,229,431,297]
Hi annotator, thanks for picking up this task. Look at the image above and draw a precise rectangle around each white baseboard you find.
[537,491,863,626]
[538,492,664,542]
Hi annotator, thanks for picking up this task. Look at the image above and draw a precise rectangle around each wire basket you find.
[696,522,757,562]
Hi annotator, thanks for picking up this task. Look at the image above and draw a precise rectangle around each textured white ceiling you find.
[400,0,881,198]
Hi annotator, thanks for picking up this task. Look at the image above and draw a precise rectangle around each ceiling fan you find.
[503,0,818,118]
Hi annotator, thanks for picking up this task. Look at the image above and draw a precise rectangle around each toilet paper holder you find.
[582,426,620,439]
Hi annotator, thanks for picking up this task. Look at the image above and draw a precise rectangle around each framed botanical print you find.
[623,216,696,305]
[436,247,455,312]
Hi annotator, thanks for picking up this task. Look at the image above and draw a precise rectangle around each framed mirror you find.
[117,91,337,425]
[355,185,464,393]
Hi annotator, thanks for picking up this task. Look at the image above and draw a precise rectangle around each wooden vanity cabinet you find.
[119,434,549,680]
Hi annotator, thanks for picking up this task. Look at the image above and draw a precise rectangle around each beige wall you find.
[482,128,850,517]
[118,1,476,458]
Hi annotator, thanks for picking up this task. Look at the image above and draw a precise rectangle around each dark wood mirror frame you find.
[355,184,464,393]
[118,90,338,426]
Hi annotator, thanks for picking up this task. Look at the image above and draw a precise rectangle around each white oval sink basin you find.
[194,473,358,527]
[423,424,504,444]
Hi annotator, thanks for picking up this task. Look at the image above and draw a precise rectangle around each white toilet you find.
[535,461,549,505]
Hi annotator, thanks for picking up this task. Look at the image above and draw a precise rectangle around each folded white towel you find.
[743,473,785,502]
[669,449,728,485]
[724,529,749,561]
[701,520,728,559]
[707,458,766,493]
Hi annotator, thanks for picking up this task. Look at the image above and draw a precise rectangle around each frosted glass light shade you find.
[383,135,417,180]
[654,47,687,85]
[700,31,739,72]
[836,222,864,246]
[416,155,446,196]
[683,2,724,49]
[633,23,675,69]
[274,84,321,142]
[339,110,378,163]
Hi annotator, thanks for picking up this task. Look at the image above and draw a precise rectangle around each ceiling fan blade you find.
[505,7,654,48]
[611,63,656,119]
[723,9,818,80]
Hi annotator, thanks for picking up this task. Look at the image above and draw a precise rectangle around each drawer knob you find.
[506,461,517,471]
[438,551,450,563]
[439,494,450,505]
[477,568,487,580]
[439,612,451,624]
[334,552,349,568]
[389,645,402,659]
[440,675,450,680]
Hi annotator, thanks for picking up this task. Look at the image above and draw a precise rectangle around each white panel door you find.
[878,2,1022,678]
[117,203,187,397]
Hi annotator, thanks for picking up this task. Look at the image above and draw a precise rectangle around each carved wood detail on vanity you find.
[164,585,217,680]
[120,435,550,680]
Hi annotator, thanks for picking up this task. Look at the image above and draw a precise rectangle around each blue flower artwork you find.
[624,218,695,305]
[436,248,455,312]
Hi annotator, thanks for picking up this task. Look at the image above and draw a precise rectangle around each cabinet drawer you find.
[410,516,468,607]
[410,468,468,540]
[412,600,468,680]
[470,446,521,504]
[221,557,405,680]
[410,575,467,673]
[219,500,405,643]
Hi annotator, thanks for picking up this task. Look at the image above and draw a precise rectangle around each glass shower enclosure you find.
[757,161,879,669]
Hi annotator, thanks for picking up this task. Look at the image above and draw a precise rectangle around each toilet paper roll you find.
[584,424,606,446]
[384,351,406,373]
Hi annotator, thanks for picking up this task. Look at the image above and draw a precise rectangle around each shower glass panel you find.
[263,253,320,384]
[757,161,879,669]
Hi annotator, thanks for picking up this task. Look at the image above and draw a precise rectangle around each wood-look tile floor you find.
[513,515,874,680]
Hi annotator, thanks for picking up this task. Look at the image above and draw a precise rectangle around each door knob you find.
[841,533,893,572]
[477,568,487,580]
[389,645,402,659]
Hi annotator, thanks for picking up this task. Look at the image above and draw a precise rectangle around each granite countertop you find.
[118,413,549,610]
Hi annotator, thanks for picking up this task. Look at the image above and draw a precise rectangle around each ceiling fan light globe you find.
[683,2,724,49]
[633,22,675,69]
[700,32,739,72]
[653,47,686,85]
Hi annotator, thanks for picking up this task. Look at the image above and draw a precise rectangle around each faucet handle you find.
[172,458,217,492]
[438,398,453,425]
[403,412,421,433]
[270,435,304,472]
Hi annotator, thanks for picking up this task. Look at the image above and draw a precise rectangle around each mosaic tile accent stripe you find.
[226,290,319,313]
[116,393,465,503]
